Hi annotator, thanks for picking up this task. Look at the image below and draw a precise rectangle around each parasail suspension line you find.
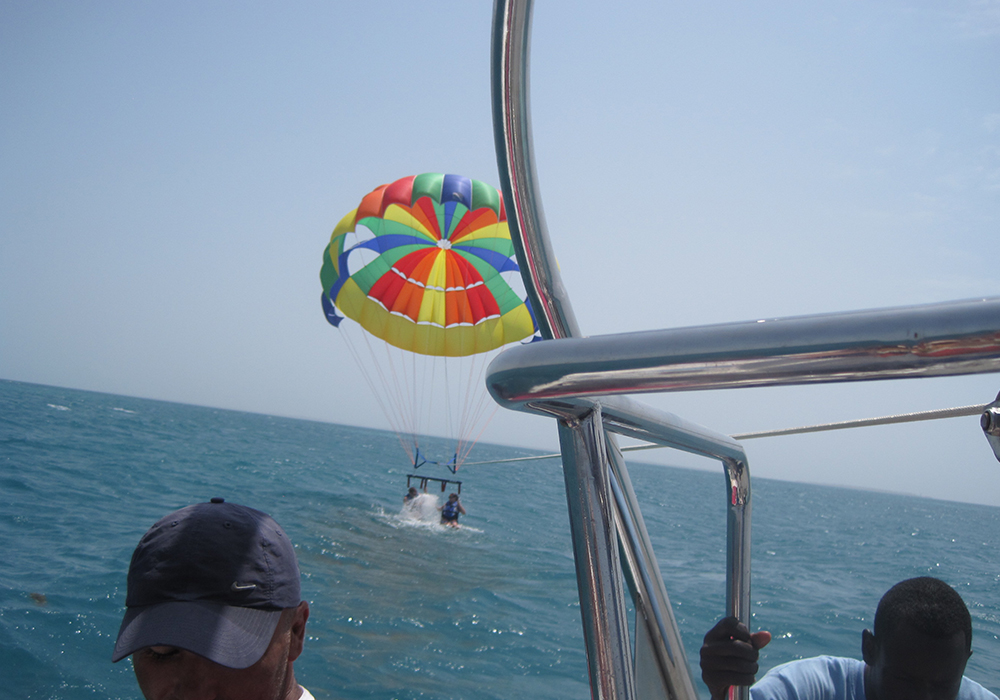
[460,402,991,465]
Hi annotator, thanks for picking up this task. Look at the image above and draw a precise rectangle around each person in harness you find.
[438,493,466,528]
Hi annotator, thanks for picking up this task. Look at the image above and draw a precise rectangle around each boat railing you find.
[485,304,1000,700]
[489,2,1000,700]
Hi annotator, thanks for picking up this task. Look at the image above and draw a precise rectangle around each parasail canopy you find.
[321,173,536,357]
[320,173,538,471]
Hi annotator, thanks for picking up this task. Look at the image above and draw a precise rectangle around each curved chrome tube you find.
[487,298,1000,404]
[491,1,751,698]
[490,4,999,700]
[724,458,751,625]
[557,410,635,699]
[517,392,748,700]
[490,0,579,341]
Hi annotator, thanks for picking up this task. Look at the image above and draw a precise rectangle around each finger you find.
[700,645,760,674]
[701,634,761,662]
[703,616,751,644]
[700,647,761,685]
[700,635,759,654]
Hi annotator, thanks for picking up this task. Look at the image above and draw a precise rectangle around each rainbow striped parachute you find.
[320,173,537,471]
[321,173,536,357]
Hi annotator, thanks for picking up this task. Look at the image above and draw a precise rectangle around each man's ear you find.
[288,601,309,662]
[861,629,877,665]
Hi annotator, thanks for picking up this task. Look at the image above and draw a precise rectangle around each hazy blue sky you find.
[2,1,998,504]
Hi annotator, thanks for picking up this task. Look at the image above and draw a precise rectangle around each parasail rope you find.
[345,328,414,462]
[729,403,988,439]
[459,403,989,466]
[454,352,502,468]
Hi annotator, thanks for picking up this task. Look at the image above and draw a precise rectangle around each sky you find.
[2,1,999,505]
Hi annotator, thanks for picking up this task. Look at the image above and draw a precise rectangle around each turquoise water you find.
[1,378,998,699]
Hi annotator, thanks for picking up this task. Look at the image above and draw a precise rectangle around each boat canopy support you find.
[490,1,1000,699]
[492,1,749,697]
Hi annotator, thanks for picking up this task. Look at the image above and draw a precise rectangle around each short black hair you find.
[874,577,972,652]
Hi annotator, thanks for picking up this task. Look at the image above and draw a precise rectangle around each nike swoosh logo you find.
[230,582,257,591]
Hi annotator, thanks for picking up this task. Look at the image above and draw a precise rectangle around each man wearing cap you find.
[112,498,312,700]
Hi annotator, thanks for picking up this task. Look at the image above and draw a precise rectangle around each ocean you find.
[1,378,998,699]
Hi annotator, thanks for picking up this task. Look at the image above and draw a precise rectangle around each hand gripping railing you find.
[490,2,1000,700]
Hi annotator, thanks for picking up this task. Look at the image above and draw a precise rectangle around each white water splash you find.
[375,493,482,533]
[401,492,441,525]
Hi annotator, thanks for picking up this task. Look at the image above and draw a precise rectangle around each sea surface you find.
[1,378,998,699]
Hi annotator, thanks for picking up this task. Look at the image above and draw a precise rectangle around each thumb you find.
[751,630,772,650]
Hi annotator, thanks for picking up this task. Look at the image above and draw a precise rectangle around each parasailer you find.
[320,173,537,473]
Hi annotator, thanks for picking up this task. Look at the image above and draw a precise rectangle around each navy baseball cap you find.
[112,498,301,668]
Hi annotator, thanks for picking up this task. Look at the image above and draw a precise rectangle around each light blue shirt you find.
[749,656,997,700]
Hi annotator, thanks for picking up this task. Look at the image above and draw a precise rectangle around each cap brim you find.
[112,600,283,668]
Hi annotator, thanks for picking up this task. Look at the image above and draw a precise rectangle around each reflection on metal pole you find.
[724,458,752,700]
[490,0,579,341]
[486,298,1000,403]
[558,408,634,700]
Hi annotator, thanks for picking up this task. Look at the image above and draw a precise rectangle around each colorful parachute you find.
[320,173,537,469]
